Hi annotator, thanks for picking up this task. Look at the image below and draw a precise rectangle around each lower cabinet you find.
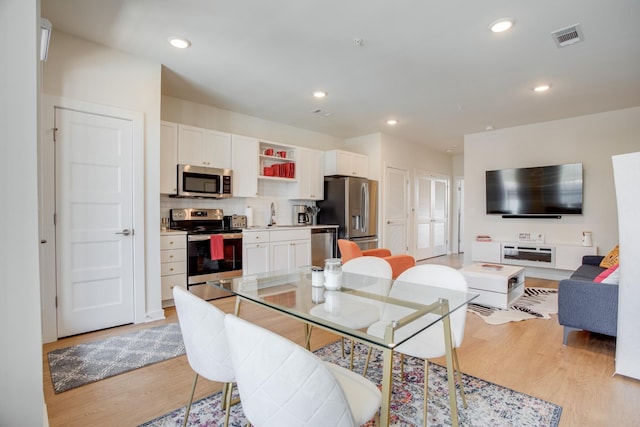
[160,233,187,304]
[243,228,311,274]
[270,239,311,271]
[243,230,270,276]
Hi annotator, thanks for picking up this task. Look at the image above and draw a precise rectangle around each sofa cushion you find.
[599,245,619,268]
[595,264,620,284]
[570,264,606,281]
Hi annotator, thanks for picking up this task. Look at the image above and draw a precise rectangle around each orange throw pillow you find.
[600,245,619,268]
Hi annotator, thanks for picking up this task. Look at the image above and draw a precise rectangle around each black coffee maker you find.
[292,205,310,225]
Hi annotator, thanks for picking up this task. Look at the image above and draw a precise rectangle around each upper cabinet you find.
[205,130,232,169]
[231,134,259,197]
[290,147,324,200]
[324,149,368,178]
[177,124,231,169]
[160,121,178,194]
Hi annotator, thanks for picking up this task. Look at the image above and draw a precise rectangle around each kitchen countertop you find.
[243,224,338,231]
[160,229,187,235]
[160,225,337,234]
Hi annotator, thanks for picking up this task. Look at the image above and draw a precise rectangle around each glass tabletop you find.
[208,266,478,349]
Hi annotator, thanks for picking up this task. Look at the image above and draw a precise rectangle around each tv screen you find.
[485,163,583,216]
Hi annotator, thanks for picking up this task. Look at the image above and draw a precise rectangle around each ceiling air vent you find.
[551,23,584,48]
[311,108,332,117]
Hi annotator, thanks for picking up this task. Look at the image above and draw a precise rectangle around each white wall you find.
[161,96,349,227]
[41,31,164,336]
[162,96,344,150]
[464,106,640,276]
[0,0,45,424]
[375,133,455,255]
[345,133,383,181]
[612,151,640,380]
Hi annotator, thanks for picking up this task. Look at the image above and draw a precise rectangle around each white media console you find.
[471,240,597,271]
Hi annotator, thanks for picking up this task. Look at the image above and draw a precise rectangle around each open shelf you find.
[259,141,297,180]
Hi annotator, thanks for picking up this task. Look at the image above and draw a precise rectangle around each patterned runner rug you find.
[140,340,562,427]
[48,323,185,393]
[468,287,558,325]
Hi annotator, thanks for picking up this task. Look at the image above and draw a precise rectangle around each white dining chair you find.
[365,264,469,427]
[224,314,382,427]
[173,286,235,427]
[310,257,393,369]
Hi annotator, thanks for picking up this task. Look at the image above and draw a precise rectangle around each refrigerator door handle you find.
[361,182,369,233]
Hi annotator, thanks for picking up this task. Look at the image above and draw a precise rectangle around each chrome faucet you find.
[269,202,276,226]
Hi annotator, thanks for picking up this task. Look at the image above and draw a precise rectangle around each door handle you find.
[116,229,133,236]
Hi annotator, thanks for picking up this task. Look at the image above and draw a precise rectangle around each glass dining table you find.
[208,267,478,427]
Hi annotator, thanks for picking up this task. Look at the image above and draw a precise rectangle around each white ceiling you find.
[41,0,640,154]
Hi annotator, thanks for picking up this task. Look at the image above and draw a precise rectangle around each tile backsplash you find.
[161,180,316,227]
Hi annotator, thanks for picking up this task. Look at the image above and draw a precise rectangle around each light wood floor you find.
[43,255,640,427]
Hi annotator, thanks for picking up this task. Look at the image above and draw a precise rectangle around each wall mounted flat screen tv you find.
[485,163,583,216]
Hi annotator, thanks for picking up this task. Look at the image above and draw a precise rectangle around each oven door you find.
[187,233,243,285]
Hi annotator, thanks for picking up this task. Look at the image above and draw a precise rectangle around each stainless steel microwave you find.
[176,164,232,198]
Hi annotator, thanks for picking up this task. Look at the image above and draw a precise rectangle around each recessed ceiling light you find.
[387,119,398,125]
[169,37,191,49]
[485,125,495,131]
[490,18,514,33]
[313,91,327,98]
[533,84,551,92]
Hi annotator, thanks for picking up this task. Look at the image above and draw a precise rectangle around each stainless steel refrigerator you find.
[317,176,378,253]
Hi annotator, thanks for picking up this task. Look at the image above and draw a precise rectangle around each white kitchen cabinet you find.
[471,241,501,263]
[160,233,187,305]
[160,121,178,194]
[290,147,324,200]
[177,124,232,168]
[555,244,598,270]
[206,130,232,169]
[242,230,270,276]
[177,124,207,166]
[269,229,311,271]
[324,149,368,178]
[231,134,259,197]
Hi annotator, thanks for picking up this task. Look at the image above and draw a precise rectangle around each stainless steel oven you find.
[186,232,243,284]
[186,232,243,299]
[170,208,243,300]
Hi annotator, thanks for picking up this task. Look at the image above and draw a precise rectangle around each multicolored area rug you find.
[468,287,559,325]
[140,340,562,427]
[48,323,185,393]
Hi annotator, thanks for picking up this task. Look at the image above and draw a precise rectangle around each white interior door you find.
[384,166,409,254]
[56,107,135,337]
[414,170,449,260]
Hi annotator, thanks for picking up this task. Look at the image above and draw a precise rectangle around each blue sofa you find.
[557,255,619,345]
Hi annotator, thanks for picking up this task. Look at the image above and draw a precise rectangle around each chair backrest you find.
[342,256,393,279]
[394,264,469,346]
[338,239,363,263]
[224,314,357,427]
[173,286,234,383]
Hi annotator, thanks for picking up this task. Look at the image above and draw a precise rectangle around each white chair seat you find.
[364,265,469,427]
[224,314,382,427]
[324,362,382,425]
[173,286,235,427]
[367,314,448,359]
